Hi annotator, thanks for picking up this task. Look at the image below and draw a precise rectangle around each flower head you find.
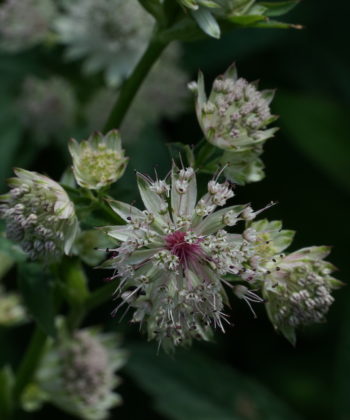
[32,327,126,420]
[69,130,128,190]
[0,0,55,51]
[55,0,152,86]
[0,169,78,261]
[191,64,278,184]
[102,165,268,350]
[244,220,340,343]
[18,76,76,144]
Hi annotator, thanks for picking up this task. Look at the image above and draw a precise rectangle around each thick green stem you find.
[104,33,169,131]
[13,326,47,403]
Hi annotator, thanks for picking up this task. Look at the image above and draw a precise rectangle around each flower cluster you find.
[69,130,128,190]
[102,165,270,350]
[0,169,78,261]
[18,76,76,144]
[32,327,126,420]
[243,219,340,343]
[55,0,152,86]
[191,64,278,184]
[0,0,55,51]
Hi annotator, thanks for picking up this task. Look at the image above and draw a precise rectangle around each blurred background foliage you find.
[0,0,349,419]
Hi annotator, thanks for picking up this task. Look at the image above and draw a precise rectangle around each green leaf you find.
[0,365,14,419]
[167,142,196,167]
[126,343,302,420]
[228,14,267,26]
[259,1,300,17]
[191,8,221,38]
[18,263,56,338]
[274,92,350,192]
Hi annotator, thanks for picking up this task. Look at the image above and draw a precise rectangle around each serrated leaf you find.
[18,263,56,337]
[259,1,300,17]
[126,343,302,420]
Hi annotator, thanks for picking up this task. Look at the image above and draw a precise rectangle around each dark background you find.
[1,0,350,419]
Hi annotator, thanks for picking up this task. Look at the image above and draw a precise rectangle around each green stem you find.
[13,326,47,403]
[103,32,169,131]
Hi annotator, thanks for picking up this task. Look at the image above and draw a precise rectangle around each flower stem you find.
[13,326,47,403]
[84,280,117,313]
[103,31,169,131]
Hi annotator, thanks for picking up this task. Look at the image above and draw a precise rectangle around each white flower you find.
[69,130,128,190]
[192,64,278,184]
[0,286,27,326]
[244,220,340,343]
[0,0,55,51]
[30,327,126,420]
[0,169,78,261]
[55,0,153,86]
[101,165,265,350]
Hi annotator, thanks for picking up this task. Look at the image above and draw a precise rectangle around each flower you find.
[55,0,153,86]
[0,0,55,51]
[0,286,27,326]
[244,219,340,343]
[69,130,128,190]
[29,327,126,420]
[0,169,78,261]
[18,76,76,144]
[191,64,278,184]
[101,164,271,350]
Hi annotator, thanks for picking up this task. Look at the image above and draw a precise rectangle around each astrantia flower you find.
[0,0,55,51]
[244,220,340,343]
[69,130,128,190]
[31,328,126,420]
[191,64,278,184]
[102,165,271,350]
[0,169,78,261]
[55,0,152,86]
[18,76,76,144]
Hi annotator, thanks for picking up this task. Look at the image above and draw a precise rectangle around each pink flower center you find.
[165,231,203,265]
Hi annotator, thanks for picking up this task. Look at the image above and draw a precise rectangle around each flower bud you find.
[69,130,128,190]
[0,169,78,261]
[0,0,55,52]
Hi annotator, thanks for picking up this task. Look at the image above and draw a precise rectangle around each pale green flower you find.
[101,164,271,350]
[55,0,153,86]
[18,76,76,144]
[28,327,126,420]
[191,64,278,184]
[0,0,55,51]
[0,286,27,327]
[0,169,78,261]
[243,220,340,343]
[69,130,128,190]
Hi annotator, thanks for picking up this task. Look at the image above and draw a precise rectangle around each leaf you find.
[274,92,350,192]
[18,263,56,337]
[191,8,221,39]
[228,14,267,26]
[0,365,14,419]
[259,1,300,17]
[126,343,302,420]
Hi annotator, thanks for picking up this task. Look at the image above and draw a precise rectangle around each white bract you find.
[102,165,269,350]
[69,130,128,190]
[0,169,78,261]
